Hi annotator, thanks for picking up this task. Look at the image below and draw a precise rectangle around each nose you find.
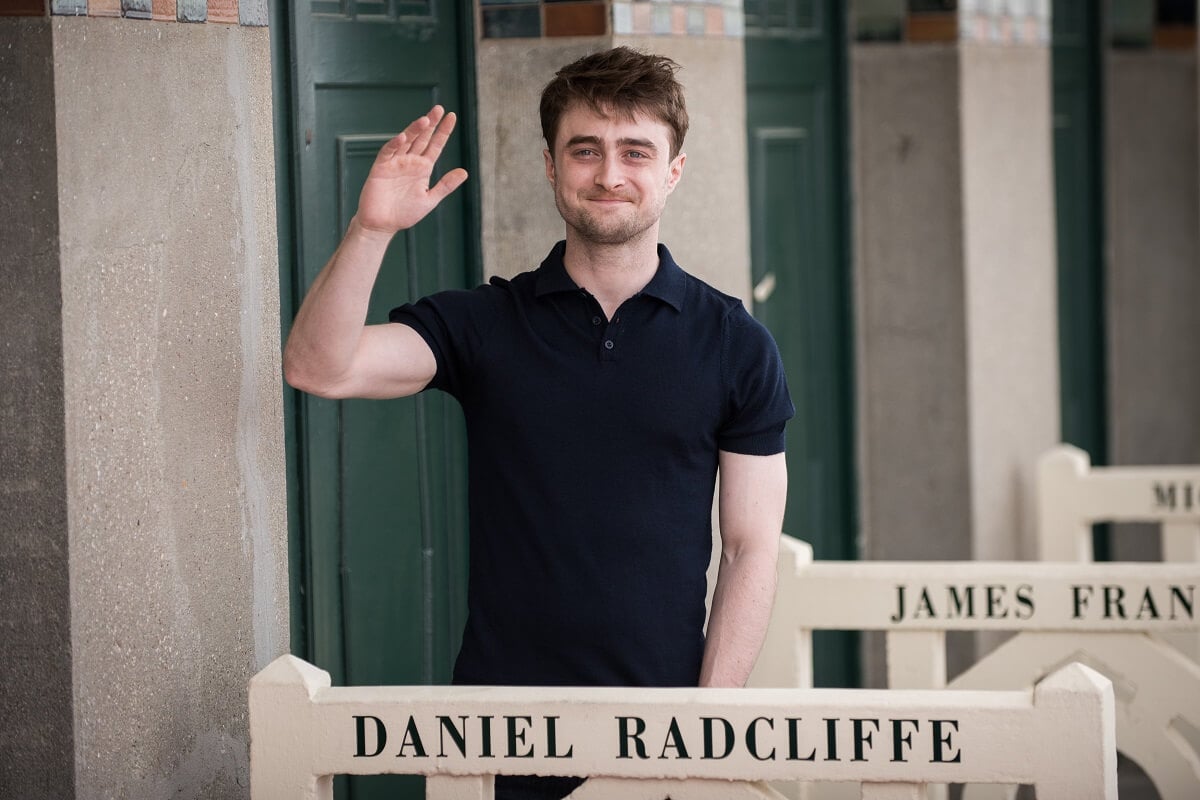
[594,157,625,191]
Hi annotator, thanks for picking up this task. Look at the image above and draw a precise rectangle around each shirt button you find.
[604,340,614,350]
[592,316,601,326]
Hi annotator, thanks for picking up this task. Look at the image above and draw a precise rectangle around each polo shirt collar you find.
[534,241,686,313]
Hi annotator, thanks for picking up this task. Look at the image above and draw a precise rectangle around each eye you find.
[573,148,598,158]
[626,151,649,160]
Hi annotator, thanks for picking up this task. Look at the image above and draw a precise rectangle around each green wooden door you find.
[1052,1,1108,557]
[744,0,857,687]
[276,2,477,797]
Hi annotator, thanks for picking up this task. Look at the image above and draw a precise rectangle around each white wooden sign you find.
[249,656,1115,800]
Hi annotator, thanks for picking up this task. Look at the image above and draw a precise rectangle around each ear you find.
[544,148,556,186]
[665,152,686,195]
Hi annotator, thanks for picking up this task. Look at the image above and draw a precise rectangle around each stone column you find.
[2,14,289,798]
[1105,43,1200,561]
[853,4,1059,682]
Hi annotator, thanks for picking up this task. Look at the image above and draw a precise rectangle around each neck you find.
[562,227,661,319]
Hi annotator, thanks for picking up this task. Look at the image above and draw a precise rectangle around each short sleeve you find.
[717,306,795,455]
[388,280,506,399]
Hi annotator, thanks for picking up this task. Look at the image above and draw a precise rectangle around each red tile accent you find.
[705,6,722,36]
[545,2,606,37]
[152,0,176,21]
[0,0,47,15]
[89,0,122,17]
[207,0,237,24]
[905,12,956,43]
[631,1,650,34]
[670,4,685,35]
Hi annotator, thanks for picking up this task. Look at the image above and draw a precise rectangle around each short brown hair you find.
[540,47,689,159]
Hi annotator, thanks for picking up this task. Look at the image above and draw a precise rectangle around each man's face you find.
[544,103,686,246]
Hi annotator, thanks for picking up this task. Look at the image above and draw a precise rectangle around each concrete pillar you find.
[0,17,76,798]
[853,24,1059,681]
[2,17,290,798]
[1105,48,1200,561]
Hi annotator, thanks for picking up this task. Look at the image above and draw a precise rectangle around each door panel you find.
[745,0,857,687]
[283,3,475,798]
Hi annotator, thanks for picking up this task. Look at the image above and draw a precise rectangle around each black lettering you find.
[824,718,840,762]
[479,716,494,758]
[914,588,936,619]
[1014,584,1035,620]
[985,585,1008,618]
[396,717,427,758]
[891,719,919,763]
[1154,483,1177,510]
[1104,586,1127,619]
[852,718,881,762]
[890,585,907,623]
[1136,588,1160,621]
[437,716,468,758]
[659,717,690,760]
[506,716,534,758]
[786,718,816,761]
[746,717,775,761]
[617,716,648,759]
[545,716,573,759]
[354,715,387,758]
[947,585,975,618]
[1171,586,1195,620]
[702,717,734,759]
[1072,585,1093,618]
[930,720,961,763]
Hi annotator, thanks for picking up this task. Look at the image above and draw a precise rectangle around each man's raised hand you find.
[355,106,469,238]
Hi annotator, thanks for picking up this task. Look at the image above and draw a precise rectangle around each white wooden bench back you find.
[249,655,1114,800]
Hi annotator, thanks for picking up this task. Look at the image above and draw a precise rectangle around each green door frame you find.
[268,0,483,660]
[1052,0,1108,558]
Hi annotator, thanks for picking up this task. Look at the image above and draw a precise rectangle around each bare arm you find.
[283,106,468,399]
[699,450,787,687]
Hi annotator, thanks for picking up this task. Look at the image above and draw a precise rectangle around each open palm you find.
[356,105,469,235]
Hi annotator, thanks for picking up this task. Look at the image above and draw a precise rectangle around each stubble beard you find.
[555,190,664,247]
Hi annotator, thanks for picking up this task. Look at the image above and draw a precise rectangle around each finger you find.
[427,167,469,204]
[375,132,408,162]
[398,114,432,154]
[409,105,444,155]
[422,111,458,161]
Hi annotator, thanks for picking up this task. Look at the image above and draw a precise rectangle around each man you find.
[284,47,791,799]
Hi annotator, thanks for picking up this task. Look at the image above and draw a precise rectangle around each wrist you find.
[348,216,397,246]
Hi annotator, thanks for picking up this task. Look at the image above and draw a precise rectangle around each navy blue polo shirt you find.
[389,241,793,688]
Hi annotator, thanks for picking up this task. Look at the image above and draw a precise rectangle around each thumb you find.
[428,167,469,203]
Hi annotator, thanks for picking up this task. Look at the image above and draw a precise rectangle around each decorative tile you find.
[723,7,742,36]
[177,0,206,21]
[670,4,685,33]
[51,0,87,13]
[0,0,47,14]
[89,0,122,17]
[631,1,651,32]
[207,0,237,23]
[612,0,632,34]
[704,5,722,34]
[650,3,670,33]
[685,5,703,34]
[152,0,176,21]
[121,0,152,18]
[482,4,540,37]
[545,1,605,35]
[239,0,267,25]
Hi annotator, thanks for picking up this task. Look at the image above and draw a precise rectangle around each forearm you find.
[283,217,393,391]
[699,542,778,687]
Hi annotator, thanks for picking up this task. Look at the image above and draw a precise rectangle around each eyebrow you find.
[564,135,659,153]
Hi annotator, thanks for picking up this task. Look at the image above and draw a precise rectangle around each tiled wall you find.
[14,0,272,25]
[481,0,744,39]
[853,0,1050,45]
